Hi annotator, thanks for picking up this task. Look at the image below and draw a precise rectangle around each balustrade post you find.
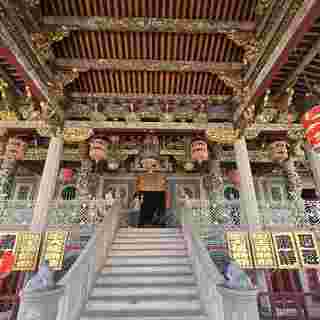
[31,136,63,232]
[217,285,259,320]
[234,137,260,227]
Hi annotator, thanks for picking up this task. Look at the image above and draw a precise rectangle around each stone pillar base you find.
[17,286,64,320]
[217,284,259,320]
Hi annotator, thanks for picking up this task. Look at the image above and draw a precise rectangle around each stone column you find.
[217,285,260,320]
[234,137,260,226]
[31,136,63,232]
[306,147,320,196]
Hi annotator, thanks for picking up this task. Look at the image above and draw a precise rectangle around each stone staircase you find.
[80,227,208,320]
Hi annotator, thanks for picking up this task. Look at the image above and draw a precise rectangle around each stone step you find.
[106,256,191,265]
[119,228,181,233]
[116,233,185,239]
[111,242,187,250]
[80,314,207,320]
[95,274,196,286]
[110,249,188,256]
[101,265,193,275]
[90,285,199,299]
[114,238,185,244]
[85,299,202,316]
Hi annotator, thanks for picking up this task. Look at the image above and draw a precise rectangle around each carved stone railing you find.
[0,199,112,225]
[17,200,122,320]
[56,200,122,320]
[178,206,225,320]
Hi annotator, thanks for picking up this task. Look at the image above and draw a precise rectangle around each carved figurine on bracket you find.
[89,135,108,162]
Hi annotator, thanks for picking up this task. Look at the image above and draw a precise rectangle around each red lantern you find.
[305,123,320,152]
[0,251,15,277]
[63,168,73,183]
[191,140,208,162]
[227,169,241,188]
[302,105,320,153]
[302,105,320,129]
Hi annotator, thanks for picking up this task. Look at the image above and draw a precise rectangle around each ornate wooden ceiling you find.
[40,0,256,100]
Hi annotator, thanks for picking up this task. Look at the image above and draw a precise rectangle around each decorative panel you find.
[272,232,300,269]
[40,231,68,270]
[294,232,320,268]
[226,231,253,268]
[13,232,41,271]
[250,232,277,269]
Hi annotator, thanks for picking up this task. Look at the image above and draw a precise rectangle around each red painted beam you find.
[0,47,42,99]
[251,0,320,101]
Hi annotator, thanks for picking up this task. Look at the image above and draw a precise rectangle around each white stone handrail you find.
[56,200,122,320]
[180,212,225,320]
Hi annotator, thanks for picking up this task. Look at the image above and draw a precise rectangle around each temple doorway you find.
[138,191,166,227]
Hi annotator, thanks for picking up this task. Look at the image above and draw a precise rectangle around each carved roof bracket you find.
[31,31,70,63]
[226,32,258,65]
[215,71,244,97]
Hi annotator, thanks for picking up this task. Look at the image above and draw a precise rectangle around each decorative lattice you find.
[304,200,320,225]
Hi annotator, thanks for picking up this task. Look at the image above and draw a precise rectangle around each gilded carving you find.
[226,32,258,65]
[31,31,70,62]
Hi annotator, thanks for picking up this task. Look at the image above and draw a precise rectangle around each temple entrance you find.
[138,191,166,227]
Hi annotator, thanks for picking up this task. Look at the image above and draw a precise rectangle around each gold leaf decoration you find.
[63,128,91,143]
[206,127,239,144]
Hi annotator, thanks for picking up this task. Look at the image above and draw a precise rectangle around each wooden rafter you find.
[43,16,256,34]
[277,36,320,93]
[55,58,244,73]
[240,0,320,119]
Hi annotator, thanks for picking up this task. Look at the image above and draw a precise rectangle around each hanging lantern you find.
[302,105,320,129]
[227,169,241,188]
[89,136,107,161]
[301,104,320,153]
[62,168,73,183]
[269,140,289,162]
[191,139,208,162]
[305,122,320,153]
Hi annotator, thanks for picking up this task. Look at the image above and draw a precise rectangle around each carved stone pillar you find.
[0,136,27,199]
[280,159,303,200]
[76,142,92,201]
[269,141,302,200]
[202,160,224,201]
[234,137,260,226]
[306,146,320,196]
